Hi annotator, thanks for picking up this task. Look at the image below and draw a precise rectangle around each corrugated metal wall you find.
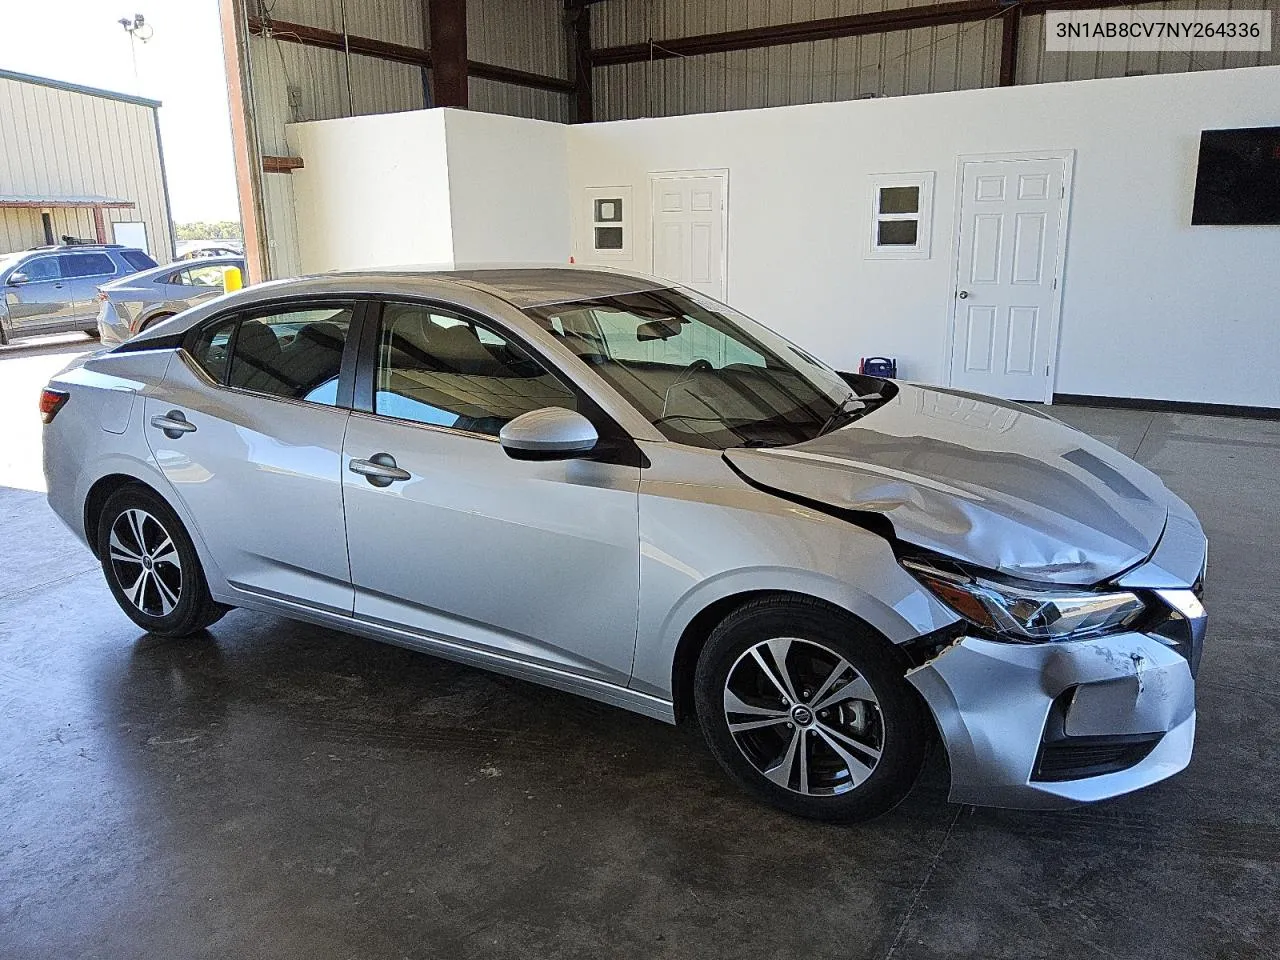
[243,0,577,275]
[468,0,572,121]
[0,74,172,257]
[246,0,429,277]
[589,0,1278,120]
[1017,0,1278,84]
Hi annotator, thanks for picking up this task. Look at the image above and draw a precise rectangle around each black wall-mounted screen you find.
[1191,127,1280,225]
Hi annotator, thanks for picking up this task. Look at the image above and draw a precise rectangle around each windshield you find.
[525,287,882,449]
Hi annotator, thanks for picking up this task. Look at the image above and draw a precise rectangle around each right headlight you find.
[900,556,1146,643]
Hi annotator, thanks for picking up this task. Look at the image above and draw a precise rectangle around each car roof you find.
[192,265,672,309]
[429,267,671,308]
[22,244,136,253]
[101,254,244,289]
[122,266,680,350]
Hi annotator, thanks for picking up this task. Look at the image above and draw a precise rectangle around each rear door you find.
[60,252,120,324]
[144,301,359,612]
[3,255,77,333]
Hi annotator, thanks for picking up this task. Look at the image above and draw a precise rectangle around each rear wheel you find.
[97,485,228,636]
[694,597,928,822]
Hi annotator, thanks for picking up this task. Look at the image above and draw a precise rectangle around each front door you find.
[3,254,78,334]
[949,156,1070,402]
[650,172,727,301]
[145,303,356,613]
[341,300,641,685]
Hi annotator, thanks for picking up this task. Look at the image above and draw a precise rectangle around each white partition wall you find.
[286,65,1280,409]
[568,66,1280,409]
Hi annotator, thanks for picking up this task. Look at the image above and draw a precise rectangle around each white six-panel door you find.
[650,172,727,301]
[949,157,1070,402]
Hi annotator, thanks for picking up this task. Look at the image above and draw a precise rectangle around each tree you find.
[176,221,243,241]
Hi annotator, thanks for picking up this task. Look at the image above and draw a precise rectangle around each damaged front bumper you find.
[906,492,1207,809]
[908,626,1197,808]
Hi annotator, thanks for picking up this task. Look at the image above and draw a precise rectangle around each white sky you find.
[3,0,240,223]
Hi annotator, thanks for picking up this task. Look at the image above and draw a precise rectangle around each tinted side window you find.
[61,253,116,278]
[20,257,61,281]
[375,301,575,436]
[184,265,227,287]
[228,306,352,405]
[188,317,237,383]
[121,250,157,271]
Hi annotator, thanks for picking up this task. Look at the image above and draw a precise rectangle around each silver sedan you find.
[95,255,244,345]
[42,268,1207,821]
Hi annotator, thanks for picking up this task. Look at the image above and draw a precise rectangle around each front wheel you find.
[694,597,929,822]
[97,484,228,636]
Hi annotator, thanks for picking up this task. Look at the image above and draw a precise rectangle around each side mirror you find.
[499,407,598,461]
[7,272,29,286]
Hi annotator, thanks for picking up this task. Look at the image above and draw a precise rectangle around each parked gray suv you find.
[0,244,157,345]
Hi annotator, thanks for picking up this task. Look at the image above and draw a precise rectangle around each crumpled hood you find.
[725,382,1170,585]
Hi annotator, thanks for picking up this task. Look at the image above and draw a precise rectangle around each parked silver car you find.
[95,255,243,345]
[1,244,156,344]
[42,268,1207,821]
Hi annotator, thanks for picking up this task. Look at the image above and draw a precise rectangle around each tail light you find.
[39,388,69,424]
[96,291,109,302]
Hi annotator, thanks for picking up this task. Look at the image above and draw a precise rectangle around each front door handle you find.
[150,410,196,438]
[957,290,970,299]
[349,452,411,487]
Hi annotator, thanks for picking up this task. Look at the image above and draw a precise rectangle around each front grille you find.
[1032,735,1162,782]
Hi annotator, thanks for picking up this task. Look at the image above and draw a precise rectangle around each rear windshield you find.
[122,250,158,271]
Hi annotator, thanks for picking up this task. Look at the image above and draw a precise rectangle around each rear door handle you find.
[150,410,197,438]
[349,452,411,487]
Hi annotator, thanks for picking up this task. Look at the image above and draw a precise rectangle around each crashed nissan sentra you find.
[42,267,1207,821]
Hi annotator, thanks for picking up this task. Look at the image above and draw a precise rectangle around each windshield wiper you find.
[817,392,867,437]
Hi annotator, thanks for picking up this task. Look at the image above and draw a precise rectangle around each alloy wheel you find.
[723,637,885,796]
[107,508,183,617]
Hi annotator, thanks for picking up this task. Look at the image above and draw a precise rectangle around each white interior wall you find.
[284,65,1279,408]
[568,66,1280,408]
[288,108,570,271]
[443,110,570,265]
[289,110,454,271]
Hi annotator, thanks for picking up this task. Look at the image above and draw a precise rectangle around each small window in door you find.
[585,186,632,260]
[188,317,237,383]
[202,306,353,405]
[867,172,935,260]
[60,253,117,278]
[375,301,576,437]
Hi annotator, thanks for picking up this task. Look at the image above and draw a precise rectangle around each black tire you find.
[694,596,928,822]
[139,313,173,332]
[97,484,228,637]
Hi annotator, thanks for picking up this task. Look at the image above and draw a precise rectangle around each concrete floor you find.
[2,336,1278,960]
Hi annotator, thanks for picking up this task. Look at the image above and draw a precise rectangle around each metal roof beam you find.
[588,0,1167,67]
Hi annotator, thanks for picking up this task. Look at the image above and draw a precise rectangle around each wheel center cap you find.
[142,556,154,570]
[791,705,813,726]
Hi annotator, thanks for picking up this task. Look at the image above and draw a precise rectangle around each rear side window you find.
[60,253,116,278]
[121,250,157,271]
[231,307,353,405]
[182,265,227,288]
[188,307,352,406]
[188,317,237,383]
